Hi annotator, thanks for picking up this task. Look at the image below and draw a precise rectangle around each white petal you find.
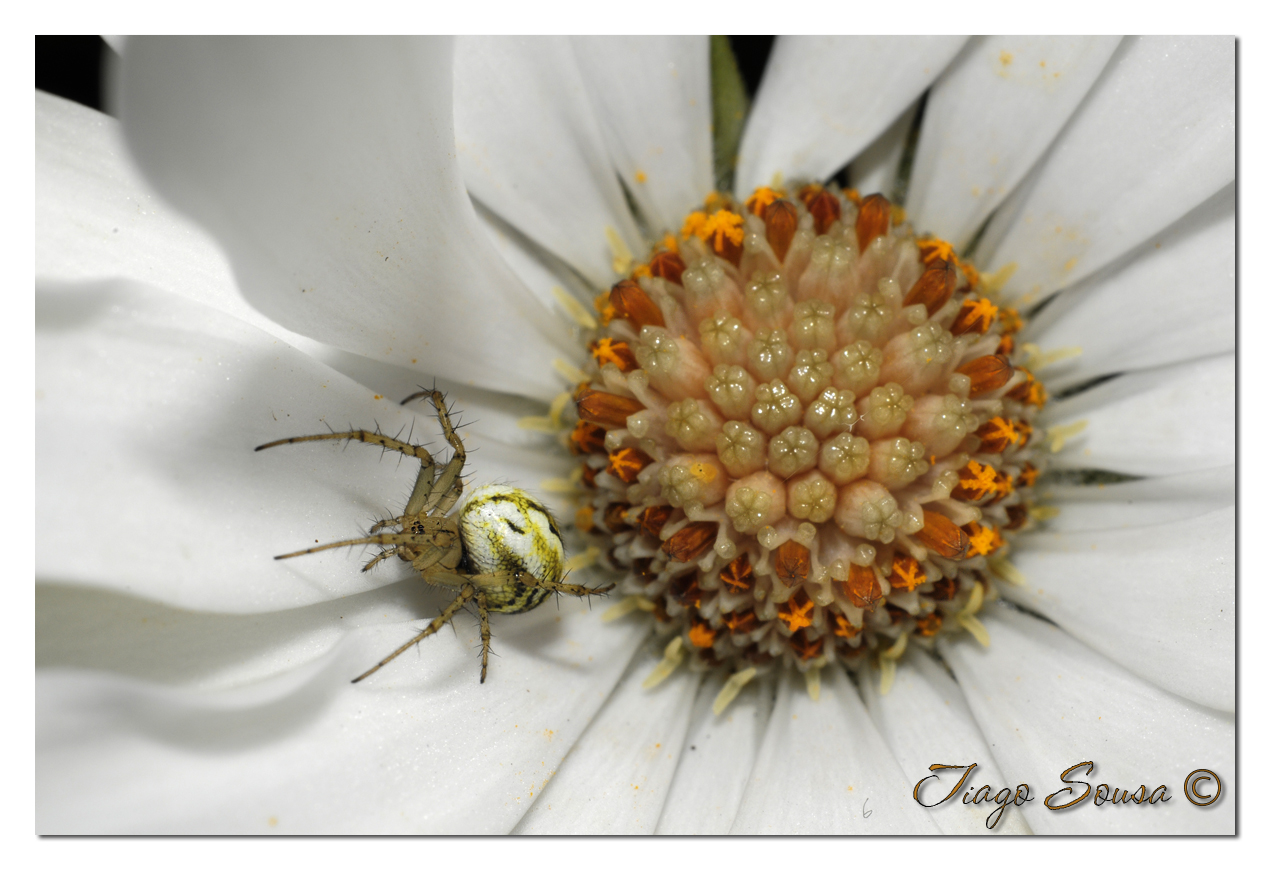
[729,666,940,834]
[512,639,700,834]
[453,36,642,288]
[907,36,1121,249]
[37,597,649,833]
[939,606,1234,834]
[35,280,571,612]
[847,99,919,200]
[736,37,968,193]
[571,36,713,235]
[1042,465,1234,533]
[1045,353,1234,476]
[860,648,1033,834]
[36,91,248,324]
[1026,185,1234,392]
[654,671,775,834]
[119,36,571,401]
[1003,506,1234,711]
[979,37,1235,304]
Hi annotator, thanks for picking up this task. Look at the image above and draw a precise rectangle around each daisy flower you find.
[35,35,1234,835]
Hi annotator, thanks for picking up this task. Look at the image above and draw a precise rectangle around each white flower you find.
[35,36,1234,835]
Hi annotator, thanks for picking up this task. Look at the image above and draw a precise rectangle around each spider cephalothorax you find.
[256,389,614,683]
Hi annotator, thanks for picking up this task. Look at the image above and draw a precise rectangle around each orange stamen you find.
[777,588,815,632]
[763,198,798,263]
[956,354,1014,397]
[914,510,970,559]
[576,387,644,429]
[774,540,811,586]
[790,630,823,660]
[915,612,944,637]
[638,504,674,538]
[833,613,860,639]
[688,618,717,648]
[745,186,780,217]
[888,554,927,592]
[964,522,1004,558]
[602,502,632,532]
[855,193,891,251]
[839,563,883,610]
[609,279,666,329]
[661,521,719,563]
[805,188,842,235]
[719,553,754,594]
[723,608,758,633]
[607,446,653,483]
[903,257,958,314]
[589,337,638,373]
[569,421,607,455]
[974,417,1021,453]
[949,297,998,335]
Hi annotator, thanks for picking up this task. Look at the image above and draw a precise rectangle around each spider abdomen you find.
[459,484,566,614]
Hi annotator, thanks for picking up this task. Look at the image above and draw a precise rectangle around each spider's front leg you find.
[401,389,467,517]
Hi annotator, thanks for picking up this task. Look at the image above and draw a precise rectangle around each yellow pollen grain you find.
[804,666,822,702]
[690,462,718,484]
[563,546,601,573]
[552,286,598,329]
[606,226,633,276]
[1046,419,1087,452]
[745,186,779,214]
[712,667,758,715]
[602,595,656,622]
[643,636,686,689]
[635,170,647,184]
[553,358,589,386]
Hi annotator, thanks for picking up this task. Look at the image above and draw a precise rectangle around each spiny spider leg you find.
[273,530,443,560]
[402,390,466,516]
[351,584,477,684]
[475,590,492,683]
[361,548,398,573]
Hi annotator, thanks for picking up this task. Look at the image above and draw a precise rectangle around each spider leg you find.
[404,390,467,517]
[361,548,398,573]
[475,589,492,683]
[273,530,441,560]
[538,577,618,597]
[351,583,477,683]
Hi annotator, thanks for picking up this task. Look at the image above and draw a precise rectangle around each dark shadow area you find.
[36,36,105,111]
[726,36,774,98]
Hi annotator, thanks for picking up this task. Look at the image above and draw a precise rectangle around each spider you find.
[256,389,614,683]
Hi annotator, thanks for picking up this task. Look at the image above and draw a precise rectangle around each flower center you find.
[564,184,1048,707]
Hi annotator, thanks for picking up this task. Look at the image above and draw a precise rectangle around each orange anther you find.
[952,459,1000,501]
[763,198,798,263]
[928,576,959,601]
[789,629,823,660]
[805,188,842,235]
[1016,463,1039,488]
[839,562,883,610]
[720,553,754,594]
[903,257,958,314]
[774,540,811,586]
[638,504,674,538]
[998,307,1023,335]
[581,464,598,489]
[661,521,719,563]
[649,250,687,285]
[688,618,717,648]
[915,612,944,637]
[1004,504,1029,531]
[609,279,666,329]
[745,186,780,217]
[843,188,862,206]
[574,504,595,533]
[723,608,758,633]
[957,354,1014,398]
[833,613,860,638]
[777,588,815,632]
[593,290,616,326]
[603,502,632,532]
[569,421,607,455]
[918,237,956,265]
[1008,369,1047,407]
[949,297,999,335]
[964,522,1004,558]
[975,417,1020,453]
[888,554,927,592]
[855,193,891,252]
[607,446,653,483]
[576,387,644,429]
[996,334,1015,356]
[589,337,639,373]
[914,510,970,560]
[670,573,704,606]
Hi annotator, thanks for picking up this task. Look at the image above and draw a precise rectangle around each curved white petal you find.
[979,37,1235,304]
[571,36,713,235]
[729,666,940,834]
[453,36,642,288]
[939,606,1234,834]
[654,671,775,834]
[1045,353,1234,477]
[847,99,918,200]
[907,36,1120,249]
[1003,506,1234,711]
[1026,185,1234,391]
[37,597,649,833]
[860,648,1032,834]
[119,36,570,402]
[736,36,968,193]
[35,280,571,612]
[512,638,699,834]
[1043,465,1234,533]
[36,91,248,324]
